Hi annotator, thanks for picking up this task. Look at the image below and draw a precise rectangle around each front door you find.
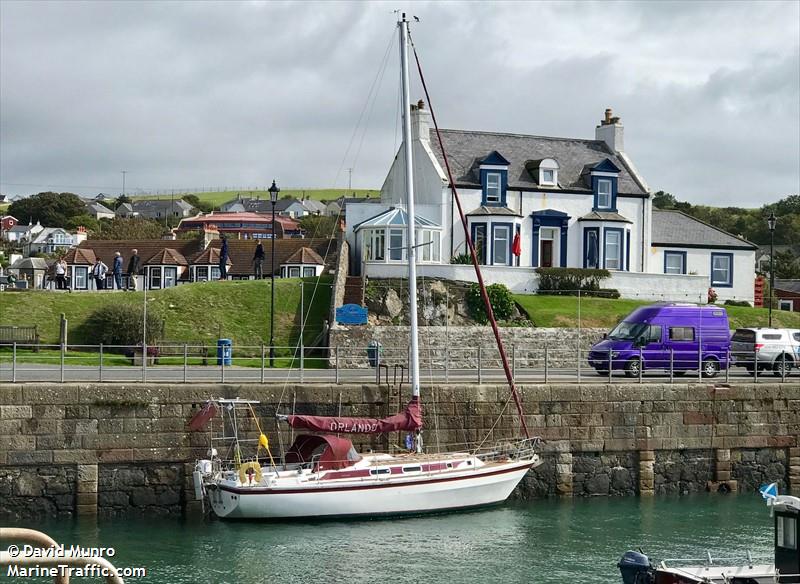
[541,240,553,267]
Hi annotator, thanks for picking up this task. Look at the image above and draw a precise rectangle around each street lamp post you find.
[268,180,280,367]
[767,211,777,327]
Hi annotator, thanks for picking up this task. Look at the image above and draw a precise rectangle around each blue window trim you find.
[591,175,618,212]
[531,210,569,268]
[663,250,687,275]
[583,227,600,269]
[470,222,487,265]
[480,168,508,206]
[603,227,625,270]
[491,222,513,266]
[625,231,631,271]
[710,252,734,288]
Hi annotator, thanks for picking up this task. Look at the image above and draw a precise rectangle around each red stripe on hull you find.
[218,461,534,496]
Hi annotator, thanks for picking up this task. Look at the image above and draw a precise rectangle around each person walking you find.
[92,257,108,290]
[127,248,140,291]
[219,236,229,280]
[112,251,124,290]
[55,258,67,290]
[253,241,264,279]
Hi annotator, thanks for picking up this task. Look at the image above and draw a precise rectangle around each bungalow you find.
[345,104,757,303]
[775,280,800,312]
[7,257,48,289]
[175,212,304,239]
[0,215,18,238]
[3,221,44,244]
[60,237,335,291]
[84,201,116,220]
[221,196,310,218]
[128,199,196,220]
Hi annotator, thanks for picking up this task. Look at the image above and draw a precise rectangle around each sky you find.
[1,0,798,206]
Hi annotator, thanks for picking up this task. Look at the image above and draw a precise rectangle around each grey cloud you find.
[1,0,798,204]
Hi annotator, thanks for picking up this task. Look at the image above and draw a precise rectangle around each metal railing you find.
[0,342,797,384]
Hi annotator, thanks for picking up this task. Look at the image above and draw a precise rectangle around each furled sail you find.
[281,396,422,434]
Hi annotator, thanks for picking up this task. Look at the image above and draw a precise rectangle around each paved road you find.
[0,363,794,384]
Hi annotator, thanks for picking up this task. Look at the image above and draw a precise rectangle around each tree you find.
[8,191,87,227]
[774,250,800,279]
[298,215,338,238]
[64,214,101,234]
[93,217,167,240]
[115,194,132,208]
[182,194,213,213]
[652,191,677,209]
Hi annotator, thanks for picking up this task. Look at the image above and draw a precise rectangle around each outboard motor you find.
[617,550,654,584]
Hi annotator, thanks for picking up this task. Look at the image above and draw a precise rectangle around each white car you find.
[731,328,800,377]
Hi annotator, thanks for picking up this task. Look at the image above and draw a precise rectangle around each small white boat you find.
[618,491,800,584]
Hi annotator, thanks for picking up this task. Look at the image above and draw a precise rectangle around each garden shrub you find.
[84,304,165,347]
[724,299,751,307]
[466,283,514,324]
[535,267,611,295]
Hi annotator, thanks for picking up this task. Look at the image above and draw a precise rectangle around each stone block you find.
[639,450,655,462]
[3,434,36,450]
[0,405,32,419]
[77,480,98,494]
[22,385,78,404]
[716,461,731,472]
[53,450,98,464]
[77,464,98,482]
[684,412,714,425]
[768,436,796,448]
[716,470,731,481]
[0,386,23,405]
[77,492,98,506]
[8,450,53,464]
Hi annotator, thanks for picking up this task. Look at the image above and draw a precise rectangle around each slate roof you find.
[64,240,204,267]
[131,199,195,212]
[466,205,522,217]
[775,280,800,295]
[193,247,232,266]
[206,238,338,276]
[10,257,47,270]
[8,224,35,233]
[577,211,632,223]
[427,129,648,195]
[301,199,327,214]
[651,210,757,249]
[283,247,325,265]
[145,248,189,266]
[85,202,115,215]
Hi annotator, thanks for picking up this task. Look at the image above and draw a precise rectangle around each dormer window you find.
[479,151,510,206]
[486,173,501,203]
[538,159,559,186]
[597,180,612,209]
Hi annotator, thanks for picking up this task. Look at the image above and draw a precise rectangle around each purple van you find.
[588,303,731,378]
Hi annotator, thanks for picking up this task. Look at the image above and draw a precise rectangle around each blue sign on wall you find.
[336,304,368,325]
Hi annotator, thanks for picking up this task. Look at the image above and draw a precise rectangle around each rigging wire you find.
[408,30,531,439]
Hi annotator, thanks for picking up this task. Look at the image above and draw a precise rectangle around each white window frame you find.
[597,179,612,209]
[149,266,162,289]
[604,230,621,270]
[485,173,501,203]
[389,228,404,262]
[711,254,732,287]
[74,266,88,290]
[163,266,177,288]
[194,266,209,282]
[288,267,301,278]
[492,225,511,266]
[779,299,793,311]
[664,251,685,275]
[303,266,315,277]
[541,169,556,185]
[211,266,221,280]
[365,229,386,261]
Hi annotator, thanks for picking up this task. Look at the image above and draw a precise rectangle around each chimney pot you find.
[604,108,613,125]
[417,99,425,110]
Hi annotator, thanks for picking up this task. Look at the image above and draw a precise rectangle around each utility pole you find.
[347,168,353,192]
[121,171,127,196]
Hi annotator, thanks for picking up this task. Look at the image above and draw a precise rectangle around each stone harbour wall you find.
[328,325,607,369]
[1,381,799,519]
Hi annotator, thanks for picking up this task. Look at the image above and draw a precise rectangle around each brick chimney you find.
[411,99,431,142]
[595,107,624,152]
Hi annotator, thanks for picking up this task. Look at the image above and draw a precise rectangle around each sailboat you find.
[192,14,541,520]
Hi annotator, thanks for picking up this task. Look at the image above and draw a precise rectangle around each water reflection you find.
[14,495,772,584]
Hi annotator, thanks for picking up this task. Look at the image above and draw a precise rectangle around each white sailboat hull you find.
[207,458,536,520]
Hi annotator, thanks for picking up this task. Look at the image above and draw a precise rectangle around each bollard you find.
[638,347,643,384]
[670,348,674,384]
[260,343,265,384]
[335,346,340,384]
[183,344,188,384]
[99,343,104,383]
[544,345,549,384]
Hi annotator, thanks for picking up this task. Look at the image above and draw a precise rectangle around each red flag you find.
[512,232,522,256]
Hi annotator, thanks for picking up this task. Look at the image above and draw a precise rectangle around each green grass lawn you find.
[131,188,379,208]
[0,278,332,349]
[513,294,800,329]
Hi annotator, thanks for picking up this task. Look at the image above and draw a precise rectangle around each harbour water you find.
[7,494,772,583]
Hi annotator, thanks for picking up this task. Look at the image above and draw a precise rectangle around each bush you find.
[450,253,472,265]
[84,304,165,347]
[535,267,611,295]
[724,299,751,307]
[466,283,514,324]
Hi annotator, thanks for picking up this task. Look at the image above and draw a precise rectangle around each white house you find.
[23,226,88,256]
[346,104,756,303]
[3,221,44,243]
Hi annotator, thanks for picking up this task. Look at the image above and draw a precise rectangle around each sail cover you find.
[284,435,361,471]
[285,396,422,434]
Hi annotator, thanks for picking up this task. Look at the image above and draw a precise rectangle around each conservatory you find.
[354,207,442,264]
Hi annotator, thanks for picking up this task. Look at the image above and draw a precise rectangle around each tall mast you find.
[399,15,421,403]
